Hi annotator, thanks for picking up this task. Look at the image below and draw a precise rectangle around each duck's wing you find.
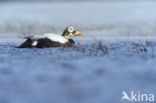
[18,34,69,48]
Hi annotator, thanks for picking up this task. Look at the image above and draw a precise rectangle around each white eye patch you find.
[68,27,74,33]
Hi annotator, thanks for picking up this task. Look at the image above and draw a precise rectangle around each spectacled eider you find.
[18,27,83,48]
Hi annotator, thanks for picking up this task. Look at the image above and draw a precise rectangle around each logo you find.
[121,91,154,102]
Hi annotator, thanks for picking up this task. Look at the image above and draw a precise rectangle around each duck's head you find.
[62,27,83,39]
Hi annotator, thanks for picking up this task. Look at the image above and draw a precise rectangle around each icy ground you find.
[0,37,156,103]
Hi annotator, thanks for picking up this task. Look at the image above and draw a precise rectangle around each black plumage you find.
[18,38,75,48]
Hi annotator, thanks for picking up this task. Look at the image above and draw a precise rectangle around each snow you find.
[0,37,156,103]
[0,1,156,103]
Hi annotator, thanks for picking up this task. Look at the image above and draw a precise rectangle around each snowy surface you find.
[0,37,156,103]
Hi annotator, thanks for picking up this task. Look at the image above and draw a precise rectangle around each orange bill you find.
[74,33,83,36]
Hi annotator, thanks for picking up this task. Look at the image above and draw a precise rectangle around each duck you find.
[18,27,83,48]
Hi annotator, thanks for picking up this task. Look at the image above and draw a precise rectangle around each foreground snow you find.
[0,37,156,103]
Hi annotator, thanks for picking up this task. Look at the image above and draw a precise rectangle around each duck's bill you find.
[74,33,83,36]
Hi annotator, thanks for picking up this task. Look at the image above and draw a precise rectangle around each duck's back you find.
[31,33,68,44]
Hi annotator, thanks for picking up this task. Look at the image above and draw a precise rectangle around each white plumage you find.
[31,33,68,44]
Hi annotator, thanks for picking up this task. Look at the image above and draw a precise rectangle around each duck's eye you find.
[68,27,74,33]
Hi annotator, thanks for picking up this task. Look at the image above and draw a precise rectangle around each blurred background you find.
[0,0,156,38]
